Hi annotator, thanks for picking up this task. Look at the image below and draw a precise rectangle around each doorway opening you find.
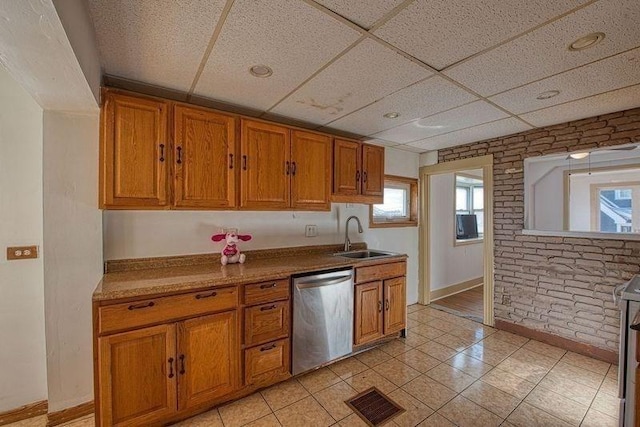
[418,155,494,326]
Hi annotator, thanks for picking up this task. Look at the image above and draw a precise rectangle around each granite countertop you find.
[94,245,407,302]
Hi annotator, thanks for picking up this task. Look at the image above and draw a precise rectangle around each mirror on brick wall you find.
[524,143,640,237]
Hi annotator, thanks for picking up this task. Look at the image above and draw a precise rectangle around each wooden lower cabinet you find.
[354,272,407,346]
[177,312,239,410]
[244,338,290,386]
[97,311,240,426]
[354,281,384,345]
[98,324,178,426]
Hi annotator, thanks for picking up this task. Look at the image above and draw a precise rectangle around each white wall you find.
[43,111,103,411]
[429,172,483,291]
[104,147,422,304]
[0,68,48,412]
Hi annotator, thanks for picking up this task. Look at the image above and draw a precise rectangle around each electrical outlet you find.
[305,225,318,237]
[501,295,511,305]
[6,245,38,260]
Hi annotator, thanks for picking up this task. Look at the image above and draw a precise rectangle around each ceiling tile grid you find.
[194,0,361,111]
[373,0,589,70]
[373,100,510,144]
[489,46,640,114]
[270,38,432,125]
[404,117,533,151]
[326,75,479,136]
[312,0,405,30]
[444,0,640,96]
[87,0,226,91]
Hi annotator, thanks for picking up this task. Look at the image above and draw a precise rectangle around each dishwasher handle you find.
[296,275,352,290]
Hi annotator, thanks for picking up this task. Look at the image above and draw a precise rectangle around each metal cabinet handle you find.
[356,171,360,182]
[229,153,234,169]
[128,301,155,310]
[242,155,247,170]
[385,299,390,311]
[179,354,185,375]
[363,171,368,183]
[260,283,277,289]
[176,146,182,164]
[285,161,290,175]
[260,304,277,311]
[291,161,297,176]
[159,144,165,162]
[260,344,277,352]
[168,357,175,378]
[195,291,217,300]
[378,301,382,313]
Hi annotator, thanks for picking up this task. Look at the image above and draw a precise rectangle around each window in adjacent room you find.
[370,175,418,228]
[455,172,484,243]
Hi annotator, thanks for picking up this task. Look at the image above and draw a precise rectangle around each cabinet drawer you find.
[245,339,291,386]
[355,261,406,284]
[244,279,289,306]
[99,287,238,334]
[244,301,290,346]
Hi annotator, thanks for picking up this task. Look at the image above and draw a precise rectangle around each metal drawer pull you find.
[260,283,277,289]
[242,155,247,170]
[176,146,182,164]
[260,304,277,311]
[195,291,217,300]
[168,357,175,378]
[296,275,352,289]
[229,153,234,169]
[159,144,165,162]
[179,354,186,375]
[260,344,277,352]
[128,301,155,310]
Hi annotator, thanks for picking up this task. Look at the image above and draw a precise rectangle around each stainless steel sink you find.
[333,250,397,259]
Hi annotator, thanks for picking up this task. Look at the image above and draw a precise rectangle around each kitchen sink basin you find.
[333,250,397,259]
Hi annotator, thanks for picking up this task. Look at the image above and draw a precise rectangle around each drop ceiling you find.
[87,0,640,153]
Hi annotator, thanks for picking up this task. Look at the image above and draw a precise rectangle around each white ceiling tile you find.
[87,0,225,91]
[327,76,478,136]
[361,138,402,147]
[194,0,361,111]
[405,118,533,151]
[391,144,427,153]
[373,101,509,144]
[519,84,640,128]
[490,48,640,114]
[313,0,404,29]
[374,0,588,70]
[271,38,431,125]
[444,0,640,96]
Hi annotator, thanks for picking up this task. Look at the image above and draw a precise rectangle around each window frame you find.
[369,175,418,228]
[454,172,484,245]
[589,181,640,233]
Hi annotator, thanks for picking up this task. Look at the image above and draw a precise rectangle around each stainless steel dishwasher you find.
[292,268,354,375]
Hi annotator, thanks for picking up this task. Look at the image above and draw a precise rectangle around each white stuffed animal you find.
[211,230,252,265]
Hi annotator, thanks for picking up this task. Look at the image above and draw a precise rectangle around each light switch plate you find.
[305,225,318,237]
[6,245,38,260]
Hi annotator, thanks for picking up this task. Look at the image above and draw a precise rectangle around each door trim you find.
[418,155,495,326]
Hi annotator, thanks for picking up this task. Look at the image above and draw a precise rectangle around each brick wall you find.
[438,107,640,353]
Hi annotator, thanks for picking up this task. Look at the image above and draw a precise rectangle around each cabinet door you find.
[240,120,291,209]
[291,130,331,210]
[354,281,383,345]
[101,92,168,208]
[361,144,384,197]
[177,311,239,411]
[384,277,406,335]
[174,106,236,209]
[332,139,361,196]
[98,324,177,427]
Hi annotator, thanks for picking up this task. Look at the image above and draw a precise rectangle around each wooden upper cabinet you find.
[354,281,383,345]
[173,106,237,209]
[291,131,331,210]
[177,312,239,411]
[333,138,361,196]
[101,92,169,208]
[383,277,406,335]
[98,324,177,427]
[362,144,384,197]
[241,120,291,210]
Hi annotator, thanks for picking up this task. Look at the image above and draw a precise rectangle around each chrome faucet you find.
[344,216,363,252]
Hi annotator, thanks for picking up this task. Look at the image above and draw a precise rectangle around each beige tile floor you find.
[6,304,620,427]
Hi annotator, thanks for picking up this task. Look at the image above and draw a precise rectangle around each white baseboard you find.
[430,277,483,301]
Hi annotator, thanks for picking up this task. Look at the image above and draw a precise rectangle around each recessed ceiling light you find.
[383,112,400,119]
[569,152,590,160]
[249,65,273,78]
[568,32,605,51]
[536,90,561,100]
